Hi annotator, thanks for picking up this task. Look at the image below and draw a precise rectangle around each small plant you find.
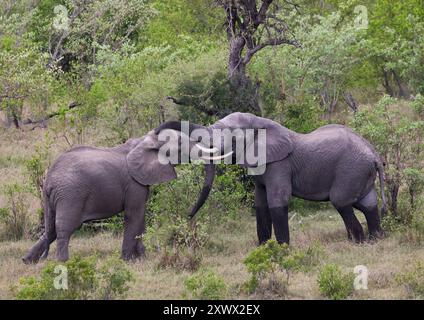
[184,270,227,300]
[145,213,207,271]
[396,262,424,299]
[317,264,354,300]
[243,240,289,297]
[97,256,134,300]
[243,240,325,297]
[157,247,202,272]
[15,255,134,300]
[0,183,30,241]
[16,256,97,300]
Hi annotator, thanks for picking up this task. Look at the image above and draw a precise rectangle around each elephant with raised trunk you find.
[156,112,387,245]
[23,129,215,263]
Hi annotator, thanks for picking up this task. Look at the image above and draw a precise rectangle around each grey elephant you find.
[155,112,387,245]
[23,130,216,263]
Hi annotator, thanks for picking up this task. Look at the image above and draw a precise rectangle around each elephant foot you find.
[122,243,146,261]
[121,251,145,262]
[348,229,365,244]
[22,255,41,265]
[369,228,385,241]
[22,238,47,264]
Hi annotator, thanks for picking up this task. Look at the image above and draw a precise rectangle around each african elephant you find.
[23,130,215,263]
[155,112,387,245]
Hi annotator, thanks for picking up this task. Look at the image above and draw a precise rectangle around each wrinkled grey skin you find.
[23,130,214,263]
[156,112,387,245]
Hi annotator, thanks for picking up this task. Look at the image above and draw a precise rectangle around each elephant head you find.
[128,129,220,217]
[155,112,294,217]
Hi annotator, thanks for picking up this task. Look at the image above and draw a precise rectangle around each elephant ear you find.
[126,132,177,186]
[213,112,294,165]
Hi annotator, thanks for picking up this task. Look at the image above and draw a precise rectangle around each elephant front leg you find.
[122,212,146,261]
[269,206,290,245]
[255,207,272,244]
[255,181,272,245]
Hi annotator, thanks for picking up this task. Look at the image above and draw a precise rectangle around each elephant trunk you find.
[189,163,215,219]
[155,120,216,219]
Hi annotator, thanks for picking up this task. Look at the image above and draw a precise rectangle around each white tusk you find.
[196,143,219,154]
[200,151,233,161]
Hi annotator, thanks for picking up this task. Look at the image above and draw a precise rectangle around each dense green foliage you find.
[184,270,227,300]
[243,240,324,297]
[15,255,134,300]
[317,264,355,300]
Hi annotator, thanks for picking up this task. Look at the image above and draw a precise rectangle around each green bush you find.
[0,183,30,241]
[396,262,424,299]
[146,206,206,271]
[15,255,134,300]
[243,240,324,297]
[184,270,227,300]
[97,256,135,300]
[317,264,354,300]
[145,164,252,270]
[78,214,124,236]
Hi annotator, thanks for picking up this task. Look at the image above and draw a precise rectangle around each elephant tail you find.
[40,189,56,260]
[376,161,388,217]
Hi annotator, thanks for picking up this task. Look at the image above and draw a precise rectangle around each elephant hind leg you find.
[334,205,365,243]
[55,211,82,262]
[23,203,57,264]
[354,189,383,240]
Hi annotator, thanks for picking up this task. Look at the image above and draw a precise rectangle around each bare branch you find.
[21,102,81,126]
[244,37,300,64]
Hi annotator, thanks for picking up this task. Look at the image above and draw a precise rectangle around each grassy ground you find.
[1,210,423,299]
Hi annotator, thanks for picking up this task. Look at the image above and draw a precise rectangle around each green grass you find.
[1,210,423,299]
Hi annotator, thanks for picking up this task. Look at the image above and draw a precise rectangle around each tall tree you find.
[217,0,300,113]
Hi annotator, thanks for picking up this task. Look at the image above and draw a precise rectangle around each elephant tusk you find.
[200,151,233,161]
[195,143,219,154]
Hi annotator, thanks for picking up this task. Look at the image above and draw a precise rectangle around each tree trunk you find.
[382,69,394,97]
[389,183,399,216]
[228,36,261,114]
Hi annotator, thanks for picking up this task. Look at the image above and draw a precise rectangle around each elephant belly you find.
[291,164,335,201]
[292,187,330,202]
[82,189,125,221]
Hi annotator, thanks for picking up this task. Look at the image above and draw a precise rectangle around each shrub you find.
[97,256,135,300]
[243,240,324,297]
[157,247,202,272]
[145,213,207,271]
[396,262,424,299]
[317,264,354,300]
[78,214,124,236]
[15,255,134,300]
[25,138,51,204]
[184,270,227,300]
[351,96,424,219]
[146,164,252,270]
[0,183,30,241]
